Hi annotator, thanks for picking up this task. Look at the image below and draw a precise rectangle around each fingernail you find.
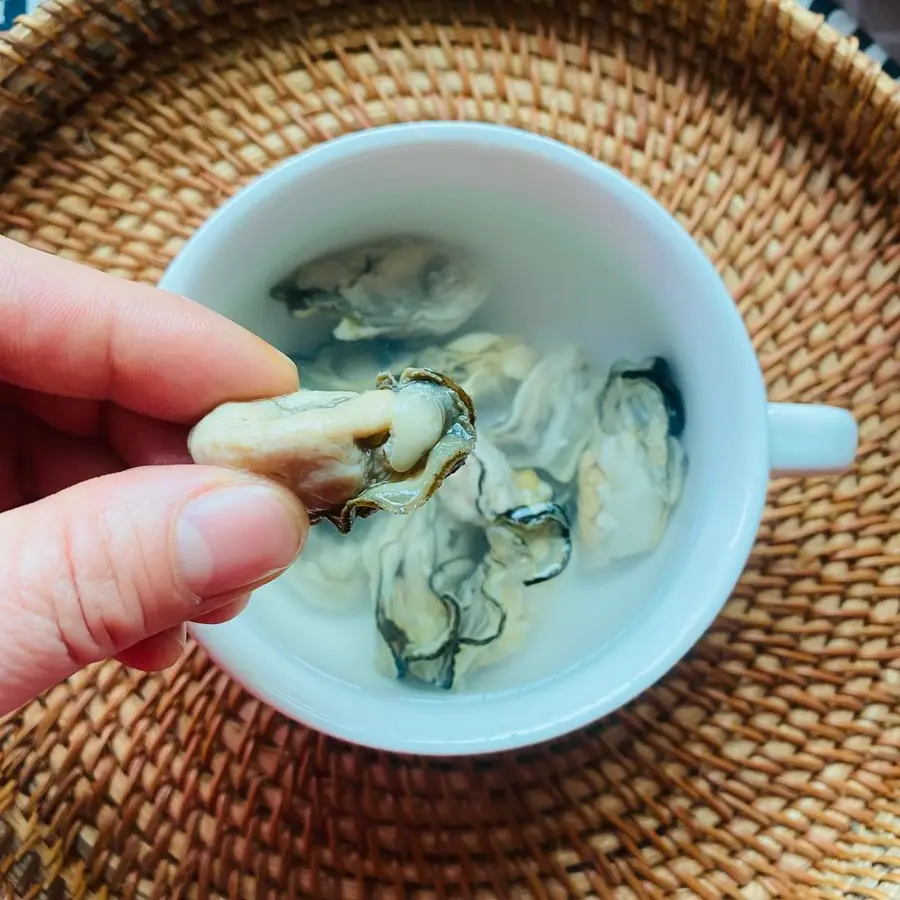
[177,482,305,600]
[262,341,300,385]
[191,592,252,625]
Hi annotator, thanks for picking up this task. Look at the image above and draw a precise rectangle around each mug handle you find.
[768,403,858,477]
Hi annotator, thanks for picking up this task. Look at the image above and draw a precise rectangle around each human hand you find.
[0,237,309,716]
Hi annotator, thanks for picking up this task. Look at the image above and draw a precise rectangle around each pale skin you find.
[0,237,310,717]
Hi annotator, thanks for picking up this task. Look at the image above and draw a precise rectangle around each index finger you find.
[0,237,299,422]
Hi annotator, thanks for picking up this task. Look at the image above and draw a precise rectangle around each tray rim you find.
[1,0,899,210]
[2,0,900,104]
[0,3,898,899]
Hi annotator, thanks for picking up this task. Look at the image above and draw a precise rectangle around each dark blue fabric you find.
[1,0,27,30]
[809,0,840,15]
[809,0,899,76]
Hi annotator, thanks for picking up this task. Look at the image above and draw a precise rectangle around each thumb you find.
[0,465,307,714]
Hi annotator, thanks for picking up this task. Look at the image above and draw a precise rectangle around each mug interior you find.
[161,122,769,753]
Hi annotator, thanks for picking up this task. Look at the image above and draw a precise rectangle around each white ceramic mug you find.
[160,122,857,755]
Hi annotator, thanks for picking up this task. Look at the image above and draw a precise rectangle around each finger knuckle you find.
[28,503,159,666]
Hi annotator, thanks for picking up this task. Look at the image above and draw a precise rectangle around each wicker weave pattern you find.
[0,1,899,897]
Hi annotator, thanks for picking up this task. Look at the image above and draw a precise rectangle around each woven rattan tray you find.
[2,0,900,897]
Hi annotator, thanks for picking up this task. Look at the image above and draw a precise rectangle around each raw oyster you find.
[489,344,598,484]
[369,438,572,690]
[435,434,549,526]
[436,434,570,585]
[188,367,477,533]
[416,332,538,427]
[369,507,529,690]
[492,503,572,587]
[618,356,686,438]
[271,237,490,341]
[292,339,418,392]
[576,357,687,568]
[282,524,374,609]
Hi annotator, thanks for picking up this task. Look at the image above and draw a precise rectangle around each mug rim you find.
[163,121,771,755]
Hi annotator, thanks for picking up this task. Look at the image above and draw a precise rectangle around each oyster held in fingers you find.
[188,367,477,533]
[271,237,490,341]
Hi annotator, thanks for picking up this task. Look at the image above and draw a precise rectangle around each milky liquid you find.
[236,183,694,695]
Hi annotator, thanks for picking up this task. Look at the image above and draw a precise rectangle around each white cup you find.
[161,122,857,755]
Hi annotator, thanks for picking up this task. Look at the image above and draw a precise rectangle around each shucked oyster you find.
[369,505,533,690]
[369,435,573,690]
[271,237,490,341]
[416,332,538,427]
[436,434,570,586]
[282,523,374,609]
[292,339,418,392]
[188,367,477,533]
[619,356,686,439]
[436,434,549,526]
[489,344,598,484]
[577,357,687,568]
[491,503,572,588]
